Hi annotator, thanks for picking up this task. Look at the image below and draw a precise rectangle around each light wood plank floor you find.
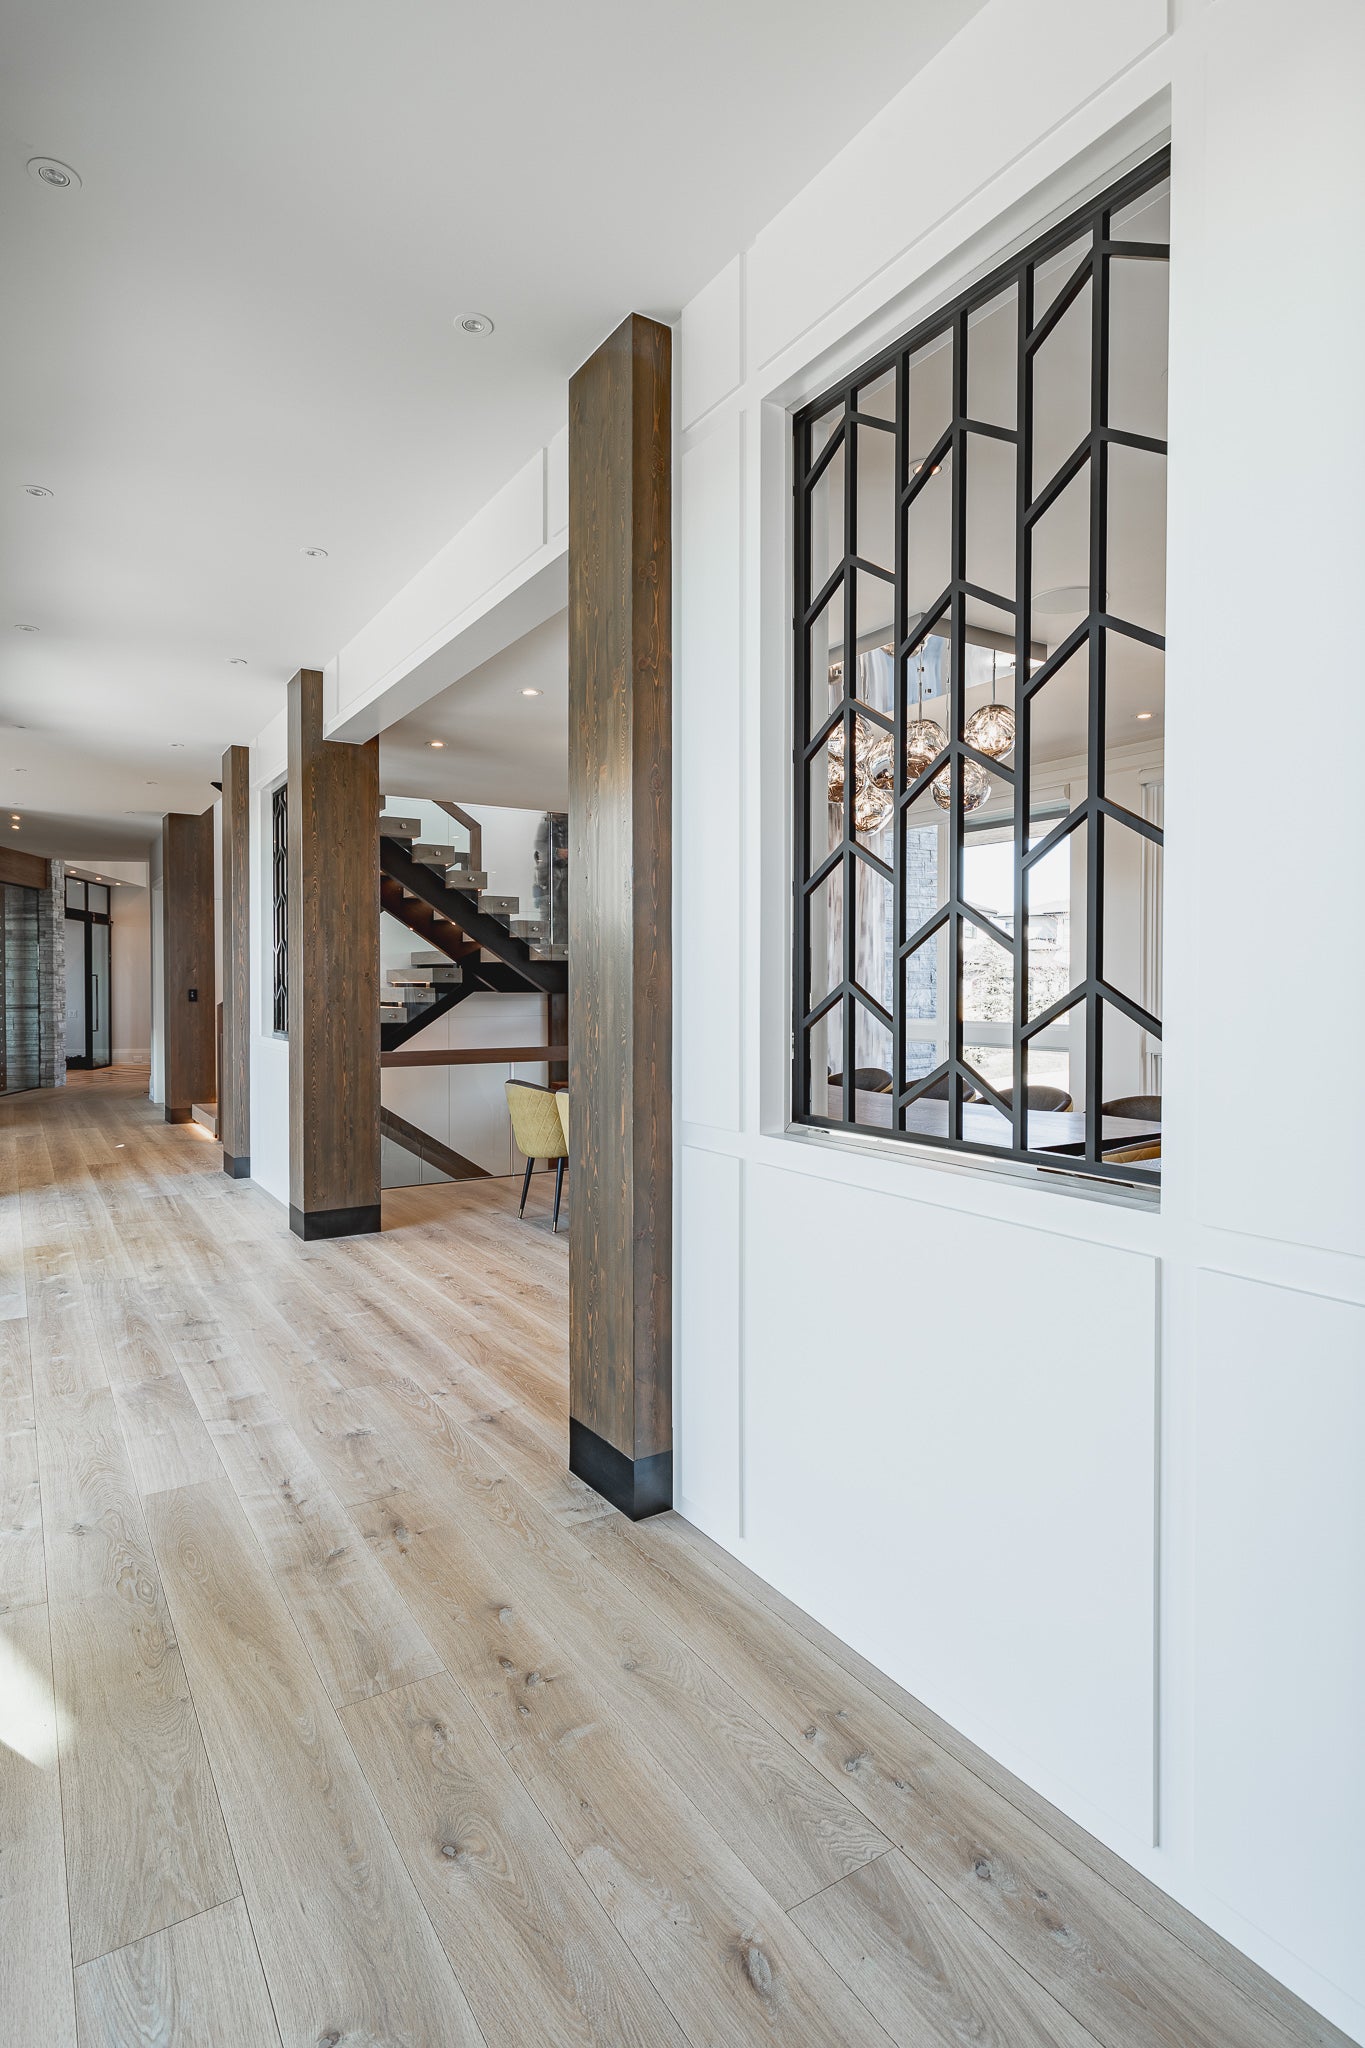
[0,1068,1349,2048]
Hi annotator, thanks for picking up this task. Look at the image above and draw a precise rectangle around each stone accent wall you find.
[38,858,66,1089]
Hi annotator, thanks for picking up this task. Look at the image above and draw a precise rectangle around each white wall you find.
[674,1,1365,2041]
[110,881,151,1065]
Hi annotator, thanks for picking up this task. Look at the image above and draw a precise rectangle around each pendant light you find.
[906,652,947,783]
[963,648,1016,761]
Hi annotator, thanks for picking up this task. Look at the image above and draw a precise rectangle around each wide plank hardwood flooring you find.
[0,1069,1351,2048]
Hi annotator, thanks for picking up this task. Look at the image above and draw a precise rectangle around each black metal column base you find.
[222,1152,251,1179]
[289,1202,381,1241]
[569,1419,672,1520]
[165,1106,194,1124]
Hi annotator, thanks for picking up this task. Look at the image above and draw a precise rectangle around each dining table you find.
[835,1087,1161,1160]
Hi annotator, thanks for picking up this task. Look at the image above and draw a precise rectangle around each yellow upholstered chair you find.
[505,1079,569,1232]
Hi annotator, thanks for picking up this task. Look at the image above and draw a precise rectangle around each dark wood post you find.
[161,810,216,1122]
[286,669,381,1239]
[219,744,251,1176]
[567,313,672,1518]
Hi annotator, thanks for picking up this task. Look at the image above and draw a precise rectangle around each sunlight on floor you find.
[0,1631,66,1770]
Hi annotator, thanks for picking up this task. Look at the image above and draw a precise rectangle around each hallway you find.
[0,1072,1344,2048]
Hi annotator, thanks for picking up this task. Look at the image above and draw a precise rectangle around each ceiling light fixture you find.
[457,314,494,336]
[1137,710,1154,721]
[427,739,445,748]
[170,742,184,749]
[302,546,328,559]
[23,485,52,498]
[521,688,542,697]
[14,623,39,633]
[28,157,81,190]
[229,656,248,666]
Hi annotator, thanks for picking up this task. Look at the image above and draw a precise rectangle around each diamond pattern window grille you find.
[792,151,1167,1186]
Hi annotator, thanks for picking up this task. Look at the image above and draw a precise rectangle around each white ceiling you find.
[0,0,984,861]
[380,609,568,811]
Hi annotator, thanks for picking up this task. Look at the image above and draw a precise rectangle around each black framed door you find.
[65,877,112,1070]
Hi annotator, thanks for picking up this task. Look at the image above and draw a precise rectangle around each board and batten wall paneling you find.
[286,668,381,1239]
[219,745,251,1176]
[161,811,216,1122]
[567,312,673,1518]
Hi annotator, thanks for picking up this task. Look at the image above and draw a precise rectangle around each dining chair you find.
[827,1067,893,1093]
[997,1083,1074,1112]
[1105,1140,1161,1164]
[504,1079,569,1232]
[1101,1094,1162,1121]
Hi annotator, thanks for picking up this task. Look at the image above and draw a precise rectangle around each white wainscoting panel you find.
[1190,1268,1365,1997]
[677,1145,743,1540]
[741,1158,1159,1842]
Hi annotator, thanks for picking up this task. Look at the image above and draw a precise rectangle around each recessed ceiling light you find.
[228,656,248,666]
[427,739,445,748]
[10,823,19,831]
[14,623,39,633]
[170,742,185,749]
[23,485,52,499]
[302,546,328,559]
[457,314,494,336]
[1136,711,1154,721]
[521,688,542,697]
[28,157,81,191]
[144,780,158,786]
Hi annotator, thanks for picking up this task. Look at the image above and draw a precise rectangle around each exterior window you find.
[272,782,288,1035]
[792,152,1168,1186]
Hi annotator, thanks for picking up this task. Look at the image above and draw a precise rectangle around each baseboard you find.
[569,1419,672,1520]
[222,1153,251,1180]
[165,1106,194,1124]
[289,1202,382,1241]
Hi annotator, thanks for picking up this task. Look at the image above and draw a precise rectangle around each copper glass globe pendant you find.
[962,650,1016,762]
[906,654,947,783]
[932,757,992,811]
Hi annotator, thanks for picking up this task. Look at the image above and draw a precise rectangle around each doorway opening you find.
[65,874,113,1070]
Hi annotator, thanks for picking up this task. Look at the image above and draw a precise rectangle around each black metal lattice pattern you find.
[792,151,1168,1186]
[271,781,288,1036]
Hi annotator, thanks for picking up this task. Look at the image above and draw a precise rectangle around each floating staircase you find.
[377,811,565,1051]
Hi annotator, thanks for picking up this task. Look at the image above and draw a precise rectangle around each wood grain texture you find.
[111,1370,223,1496]
[160,811,216,1119]
[0,843,50,889]
[342,1672,688,2048]
[218,745,251,1167]
[197,1390,442,1707]
[49,1588,238,1964]
[4,1072,1352,2048]
[74,1898,281,2048]
[357,1486,893,2048]
[286,669,380,1224]
[567,312,672,1468]
[0,1605,77,2048]
[790,1847,1101,2047]
[145,1477,482,2048]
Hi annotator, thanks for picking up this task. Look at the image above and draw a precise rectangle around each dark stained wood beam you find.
[219,745,251,1177]
[567,312,672,1519]
[161,810,216,1122]
[287,669,381,1239]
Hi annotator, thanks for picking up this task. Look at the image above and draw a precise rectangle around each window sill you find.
[781,1117,1162,1215]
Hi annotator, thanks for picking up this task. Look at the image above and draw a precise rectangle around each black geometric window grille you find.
[792,150,1167,1187]
[271,782,288,1036]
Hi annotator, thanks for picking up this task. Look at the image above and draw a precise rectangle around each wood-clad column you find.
[567,313,672,1519]
[161,810,216,1122]
[286,668,380,1239]
[219,744,251,1176]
